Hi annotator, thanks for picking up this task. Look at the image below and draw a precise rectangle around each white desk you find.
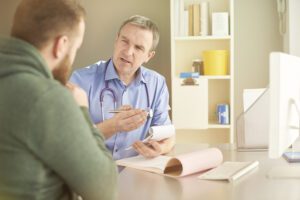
[117,144,300,200]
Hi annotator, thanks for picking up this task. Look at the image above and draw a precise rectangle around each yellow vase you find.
[203,50,229,75]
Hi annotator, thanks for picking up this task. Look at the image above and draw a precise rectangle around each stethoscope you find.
[99,59,153,121]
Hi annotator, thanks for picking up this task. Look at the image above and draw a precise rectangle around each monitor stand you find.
[267,139,300,179]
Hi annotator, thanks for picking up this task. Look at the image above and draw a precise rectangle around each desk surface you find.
[117,144,300,200]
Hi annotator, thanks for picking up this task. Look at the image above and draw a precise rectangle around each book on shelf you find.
[188,4,200,36]
[200,2,209,36]
[174,1,209,37]
[188,4,194,36]
[116,148,223,177]
[183,9,189,36]
[174,0,185,36]
[192,4,200,36]
[198,161,259,182]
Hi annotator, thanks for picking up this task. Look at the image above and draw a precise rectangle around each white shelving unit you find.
[170,0,234,144]
[174,35,231,41]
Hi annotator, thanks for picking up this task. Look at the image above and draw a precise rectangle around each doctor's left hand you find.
[132,140,162,158]
[132,136,176,158]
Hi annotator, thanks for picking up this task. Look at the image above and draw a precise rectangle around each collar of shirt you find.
[104,59,147,87]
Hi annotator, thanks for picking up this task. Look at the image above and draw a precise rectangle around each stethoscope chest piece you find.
[147,108,153,118]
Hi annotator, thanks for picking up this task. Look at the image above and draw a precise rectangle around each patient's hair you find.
[118,15,160,51]
[11,0,86,49]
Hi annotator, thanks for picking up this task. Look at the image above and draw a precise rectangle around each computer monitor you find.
[269,52,300,159]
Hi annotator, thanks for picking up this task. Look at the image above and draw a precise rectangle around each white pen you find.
[109,109,151,117]
[108,110,125,113]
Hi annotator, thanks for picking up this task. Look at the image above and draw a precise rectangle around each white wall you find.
[234,0,283,123]
[284,0,300,57]
[0,0,171,90]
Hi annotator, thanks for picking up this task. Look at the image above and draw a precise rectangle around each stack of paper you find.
[117,148,223,177]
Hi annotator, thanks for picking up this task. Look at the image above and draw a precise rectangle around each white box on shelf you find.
[212,12,229,36]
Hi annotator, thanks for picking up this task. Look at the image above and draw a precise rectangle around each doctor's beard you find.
[52,54,72,85]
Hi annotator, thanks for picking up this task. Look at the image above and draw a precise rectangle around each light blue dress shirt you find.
[70,59,171,160]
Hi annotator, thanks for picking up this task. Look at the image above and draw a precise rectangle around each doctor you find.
[70,15,175,160]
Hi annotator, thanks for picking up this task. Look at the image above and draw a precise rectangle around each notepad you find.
[124,125,175,150]
[198,161,259,182]
[147,125,176,141]
[116,148,223,177]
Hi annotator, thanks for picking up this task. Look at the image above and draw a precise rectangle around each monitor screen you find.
[268,52,300,159]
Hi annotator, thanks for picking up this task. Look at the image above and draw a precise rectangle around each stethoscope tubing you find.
[99,59,151,121]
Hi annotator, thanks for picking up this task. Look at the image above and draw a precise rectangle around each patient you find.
[0,0,117,199]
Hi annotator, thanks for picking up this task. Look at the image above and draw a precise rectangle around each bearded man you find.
[0,0,117,200]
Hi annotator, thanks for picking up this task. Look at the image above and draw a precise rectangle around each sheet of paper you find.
[117,148,223,177]
[123,125,175,151]
[174,148,223,177]
[149,124,175,141]
[116,155,171,172]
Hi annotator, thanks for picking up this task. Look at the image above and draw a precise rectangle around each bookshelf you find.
[174,35,231,41]
[170,0,234,144]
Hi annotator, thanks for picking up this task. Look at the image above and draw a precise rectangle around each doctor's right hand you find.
[97,105,148,139]
[114,106,148,132]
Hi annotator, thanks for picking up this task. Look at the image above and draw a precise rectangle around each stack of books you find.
[174,1,209,37]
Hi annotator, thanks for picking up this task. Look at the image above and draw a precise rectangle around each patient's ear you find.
[52,35,69,59]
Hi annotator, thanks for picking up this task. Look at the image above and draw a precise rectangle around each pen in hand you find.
[109,109,151,116]
[108,110,125,113]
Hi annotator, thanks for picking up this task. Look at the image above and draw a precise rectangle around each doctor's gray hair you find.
[118,15,160,51]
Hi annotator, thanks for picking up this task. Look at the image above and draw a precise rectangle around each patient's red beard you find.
[52,54,71,85]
